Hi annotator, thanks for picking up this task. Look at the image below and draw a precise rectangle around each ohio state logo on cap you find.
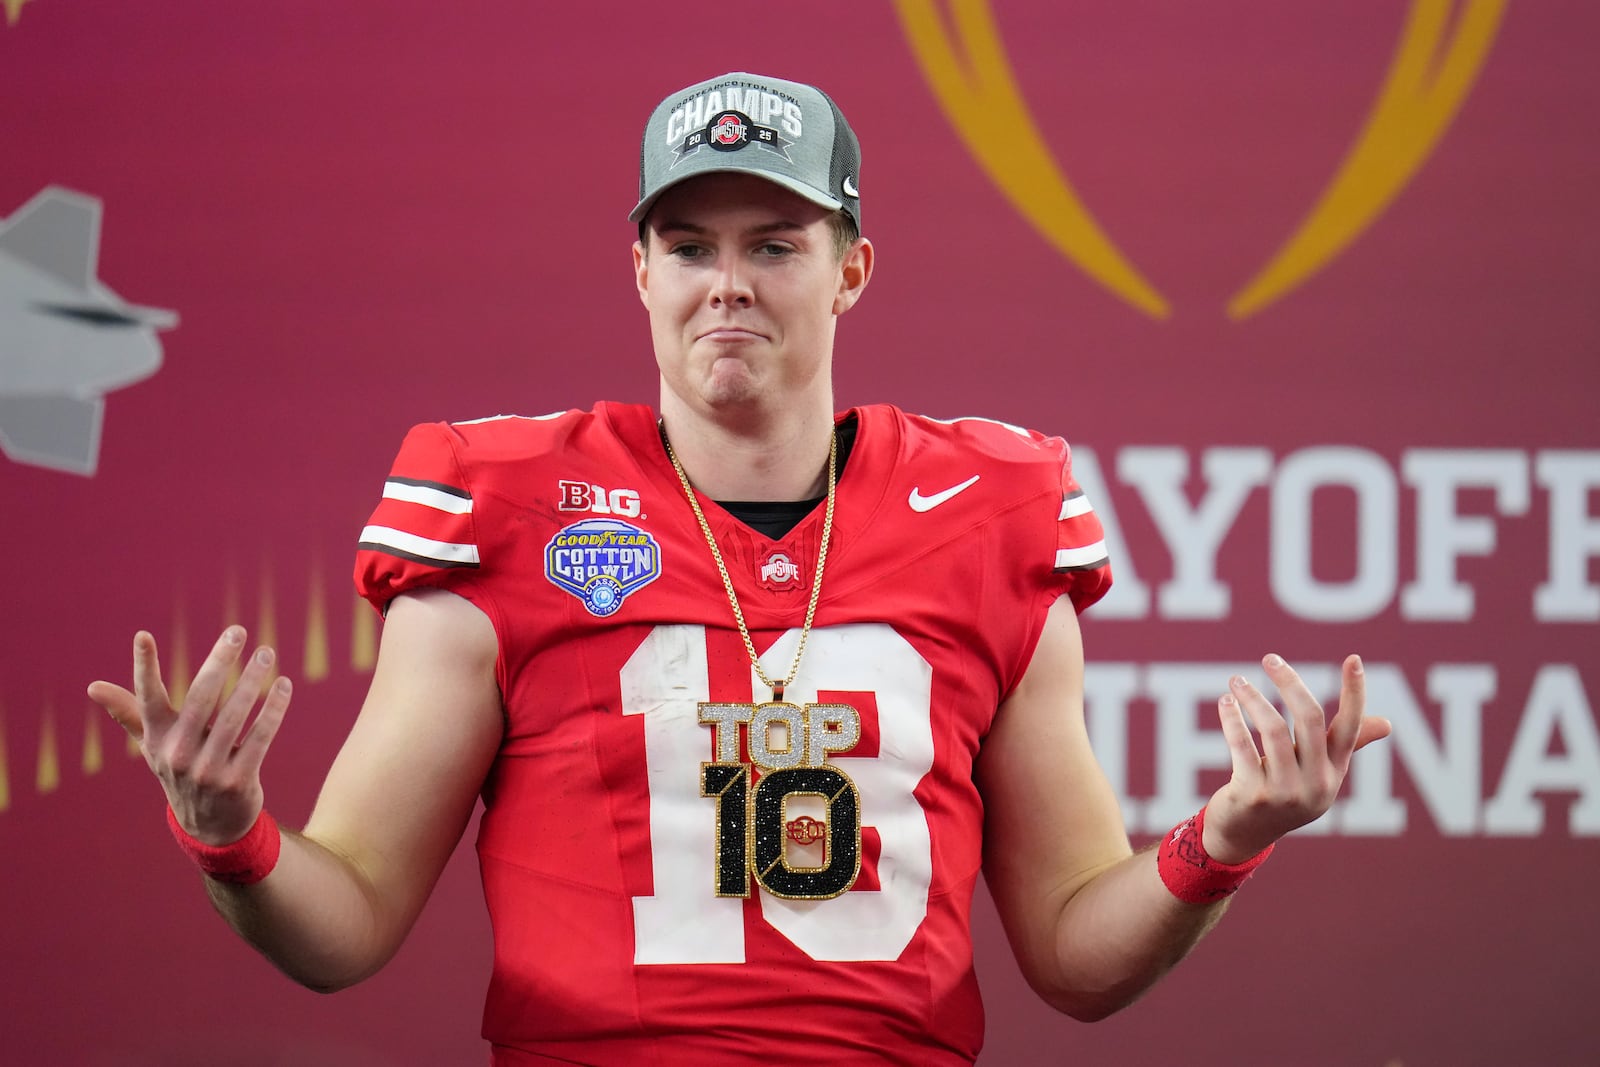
[671,110,793,166]
[710,112,749,148]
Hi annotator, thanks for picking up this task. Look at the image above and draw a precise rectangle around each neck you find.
[658,392,836,501]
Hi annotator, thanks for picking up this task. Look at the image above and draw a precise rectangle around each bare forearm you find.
[96,599,500,995]
[1033,847,1230,1021]
[980,601,1389,1024]
[201,825,404,993]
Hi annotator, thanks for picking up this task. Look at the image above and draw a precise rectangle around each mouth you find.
[696,326,766,343]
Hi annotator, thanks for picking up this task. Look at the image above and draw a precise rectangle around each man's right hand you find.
[89,626,292,846]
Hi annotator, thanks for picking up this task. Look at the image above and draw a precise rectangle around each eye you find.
[668,243,708,260]
[756,242,794,258]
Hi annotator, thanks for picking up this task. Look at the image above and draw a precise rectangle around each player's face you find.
[634,173,871,417]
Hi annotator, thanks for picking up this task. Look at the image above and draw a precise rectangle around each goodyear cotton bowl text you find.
[544,518,662,616]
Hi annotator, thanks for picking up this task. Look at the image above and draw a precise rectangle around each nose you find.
[709,257,754,309]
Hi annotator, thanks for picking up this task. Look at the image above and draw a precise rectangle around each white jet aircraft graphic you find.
[0,186,177,475]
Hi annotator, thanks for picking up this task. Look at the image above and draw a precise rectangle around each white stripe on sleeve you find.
[384,480,473,515]
[1059,495,1093,520]
[359,525,480,566]
[1055,541,1108,570]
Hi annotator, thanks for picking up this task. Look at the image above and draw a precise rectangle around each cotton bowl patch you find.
[545,518,661,616]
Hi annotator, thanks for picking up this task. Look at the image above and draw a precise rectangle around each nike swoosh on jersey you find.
[908,475,980,512]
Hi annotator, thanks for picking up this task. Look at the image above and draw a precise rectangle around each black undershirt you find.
[716,413,858,540]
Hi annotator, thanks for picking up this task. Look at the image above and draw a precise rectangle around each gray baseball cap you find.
[630,72,862,231]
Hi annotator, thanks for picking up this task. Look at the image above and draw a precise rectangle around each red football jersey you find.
[354,402,1110,1065]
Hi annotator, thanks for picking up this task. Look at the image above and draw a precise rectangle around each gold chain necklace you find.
[661,422,837,703]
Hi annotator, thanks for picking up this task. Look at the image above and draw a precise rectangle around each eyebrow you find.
[653,219,808,239]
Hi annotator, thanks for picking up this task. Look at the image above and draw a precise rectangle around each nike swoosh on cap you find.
[842,174,859,198]
[908,475,980,512]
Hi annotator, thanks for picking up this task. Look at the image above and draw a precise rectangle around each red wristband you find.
[1157,805,1273,905]
[166,805,282,886]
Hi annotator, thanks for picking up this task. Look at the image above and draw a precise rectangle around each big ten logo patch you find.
[558,480,641,518]
[698,700,863,900]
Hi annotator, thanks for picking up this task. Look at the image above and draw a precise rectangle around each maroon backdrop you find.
[2,3,1595,1064]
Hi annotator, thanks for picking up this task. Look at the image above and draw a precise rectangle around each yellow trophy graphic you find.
[895,0,1506,320]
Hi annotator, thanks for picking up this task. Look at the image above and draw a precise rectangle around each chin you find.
[700,366,765,408]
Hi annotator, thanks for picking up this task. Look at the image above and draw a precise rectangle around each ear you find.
[832,236,874,316]
[633,240,650,308]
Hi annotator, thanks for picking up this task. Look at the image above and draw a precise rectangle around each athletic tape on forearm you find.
[166,805,281,885]
[1156,805,1273,905]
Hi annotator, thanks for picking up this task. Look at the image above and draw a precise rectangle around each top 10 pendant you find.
[698,699,863,900]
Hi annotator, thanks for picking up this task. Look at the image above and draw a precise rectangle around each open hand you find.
[1203,653,1391,864]
[88,626,292,845]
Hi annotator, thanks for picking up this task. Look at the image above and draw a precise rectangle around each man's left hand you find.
[1203,654,1392,864]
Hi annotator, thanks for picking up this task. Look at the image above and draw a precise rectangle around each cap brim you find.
[628,168,844,225]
